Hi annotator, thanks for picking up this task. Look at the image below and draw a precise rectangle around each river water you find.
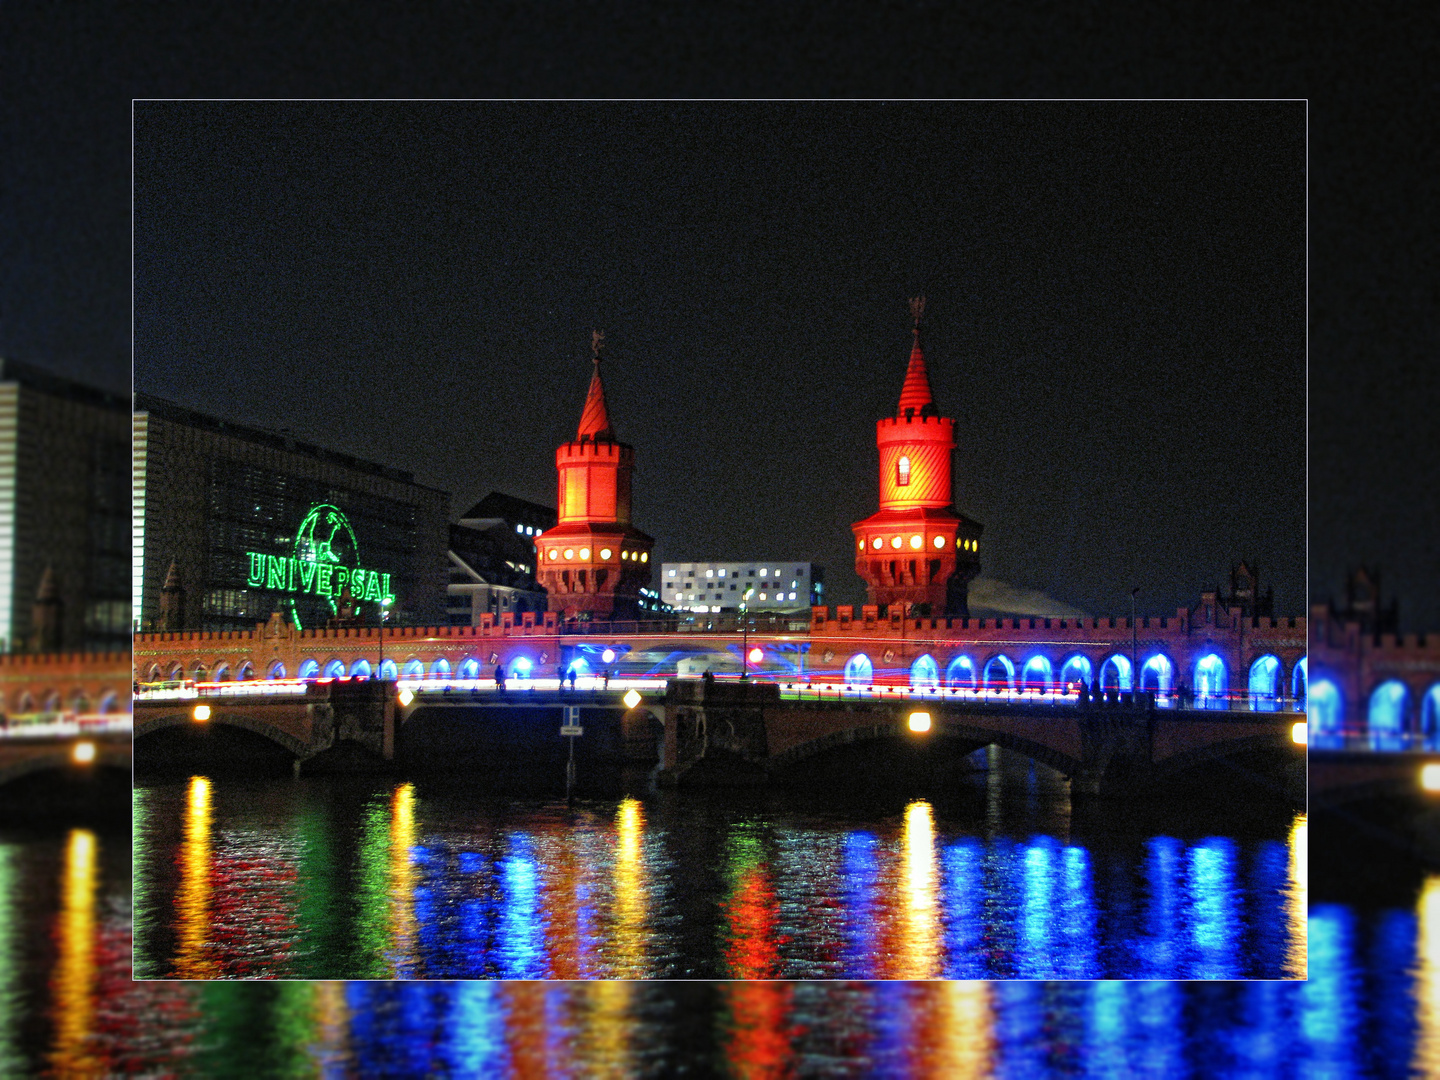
[131,752,1305,981]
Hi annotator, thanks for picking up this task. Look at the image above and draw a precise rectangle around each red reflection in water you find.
[722,866,781,980]
[719,982,797,1079]
[504,982,552,1078]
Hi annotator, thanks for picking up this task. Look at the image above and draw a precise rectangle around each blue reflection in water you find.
[1300,905,1360,1077]
[1086,981,1185,1076]
[1247,840,1287,978]
[1143,836,1180,978]
[1372,909,1419,1073]
[1017,839,1055,979]
[447,981,504,1076]
[498,834,546,979]
[1057,846,1098,980]
[941,839,985,979]
[1188,838,1239,979]
[841,832,877,978]
[992,982,1045,1078]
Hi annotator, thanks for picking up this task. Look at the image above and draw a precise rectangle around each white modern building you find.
[660,561,823,614]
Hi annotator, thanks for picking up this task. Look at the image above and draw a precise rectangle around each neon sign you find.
[244,503,395,611]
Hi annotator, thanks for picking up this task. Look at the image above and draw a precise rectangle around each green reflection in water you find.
[195,983,320,1078]
[0,845,20,1075]
[131,787,159,979]
[352,792,392,979]
[292,803,337,979]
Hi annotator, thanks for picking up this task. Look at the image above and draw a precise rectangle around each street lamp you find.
[741,588,754,678]
[378,596,393,679]
[1131,587,1139,704]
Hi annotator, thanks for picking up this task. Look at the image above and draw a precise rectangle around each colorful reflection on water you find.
[5,814,1440,1075]
[134,778,1303,980]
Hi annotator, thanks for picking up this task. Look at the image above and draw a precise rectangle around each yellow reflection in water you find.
[909,981,993,1077]
[48,829,97,1076]
[175,775,217,978]
[1415,875,1440,1074]
[610,798,648,978]
[898,799,941,979]
[577,980,633,1077]
[389,783,417,976]
[1285,812,1307,978]
[312,981,350,1073]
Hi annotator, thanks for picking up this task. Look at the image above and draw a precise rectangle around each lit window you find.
[707,569,714,577]
[934,535,945,549]
[909,535,922,549]
[891,536,902,549]
[668,569,675,576]
[516,523,524,534]
[760,568,768,577]
[719,568,726,577]
[759,592,767,600]
[641,553,648,562]
[789,592,796,600]
[564,549,575,560]
[600,548,612,559]
[898,456,911,486]
[579,548,590,559]
[549,549,559,559]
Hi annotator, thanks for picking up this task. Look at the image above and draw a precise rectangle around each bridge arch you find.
[844,653,873,685]
[268,660,287,680]
[167,662,184,681]
[1099,655,1132,693]
[98,691,119,713]
[378,659,398,680]
[506,654,535,680]
[41,690,60,712]
[1293,658,1307,703]
[191,661,209,681]
[1368,680,1410,748]
[297,659,319,680]
[134,711,311,759]
[982,655,1015,693]
[69,690,90,712]
[322,659,345,678]
[1194,653,1228,710]
[402,658,424,679]
[1423,684,1440,748]
[349,659,372,678]
[237,662,255,681]
[1248,655,1282,712]
[457,657,481,681]
[1308,678,1343,743]
[1139,654,1173,695]
[145,664,162,683]
[945,655,977,690]
[1020,655,1052,694]
[429,657,451,678]
[0,745,131,790]
[1058,654,1092,691]
[910,654,939,689]
[213,663,231,682]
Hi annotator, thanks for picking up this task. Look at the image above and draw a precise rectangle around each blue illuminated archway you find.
[1099,655,1132,693]
[458,658,481,680]
[1139,654,1173,696]
[910,654,939,689]
[297,659,319,680]
[322,659,345,679]
[844,653,873,685]
[1248,655,1281,712]
[429,658,451,678]
[1308,678,1343,744]
[983,655,1015,692]
[566,656,592,680]
[213,663,231,683]
[1368,680,1409,749]
[1021,655,1052,693]
[349,659,372,678]
[1058,655,1092,691]
[267,661,287,680]
[1422,684,1440,749]
[1194,654,1228,710]
[1293,658,1307,703]
[509,655,534,679]
[378,659,398,680]
[945,655,977,690]
[402,658,424,679]
[237,662,255,681]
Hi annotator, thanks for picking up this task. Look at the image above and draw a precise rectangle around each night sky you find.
[131,101,1304,617]
[1,10,1434,629]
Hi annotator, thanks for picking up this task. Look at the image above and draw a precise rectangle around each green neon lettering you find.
[247,553,266,587]
[334,567,349,596]
[351,568,368,598]
[266,555,287,590]
[382,574,393,602]
[289,557,298,591]
[317,564,334,597]
[298,560,317,592]
[363,571,382,602]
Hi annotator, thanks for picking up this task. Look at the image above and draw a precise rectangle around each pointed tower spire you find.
[897,296,937,418]
[576,329,613,441]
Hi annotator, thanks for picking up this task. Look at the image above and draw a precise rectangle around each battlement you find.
[556,440,633,463]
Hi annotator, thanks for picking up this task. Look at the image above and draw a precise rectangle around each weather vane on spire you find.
[591,329,605,367]
[909,296,926,331]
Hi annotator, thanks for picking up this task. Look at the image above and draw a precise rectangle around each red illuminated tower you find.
[852,299,983,615]
[535,332,654,620]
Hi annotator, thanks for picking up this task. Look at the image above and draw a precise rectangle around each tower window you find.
[897,456,911,486]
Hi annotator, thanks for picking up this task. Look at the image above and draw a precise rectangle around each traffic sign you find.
[560,725,583,737]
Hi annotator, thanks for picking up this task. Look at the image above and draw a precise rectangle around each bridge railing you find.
[1309,728,1440,753]
[0,713,132,739]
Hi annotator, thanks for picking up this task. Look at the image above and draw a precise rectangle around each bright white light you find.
[640,552,648,562]
[909,712,931,733]
[72,740,96,764]
[891,536,902,549]
[910,535,922,549]
[564,549,575,560]
[934,535,945,549]
[760,568,768,576]
[748,647,762,663]
[623,689,642,708]
[193,704,211,722]
[759,593,766,600]
[398,689,414,707]
[719,569,726,577]
[668,569,676,576]
[602,648,616,663]
[706,569,714,577]
[598,548,610,559]
[1290,721,1306,745]
[1424,764,1440,792]
[516,523,524,533]
[579,548,591,560]
[789,592,796,600]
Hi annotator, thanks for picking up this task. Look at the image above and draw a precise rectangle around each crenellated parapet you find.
[0,650,131,715]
